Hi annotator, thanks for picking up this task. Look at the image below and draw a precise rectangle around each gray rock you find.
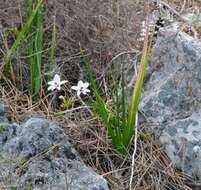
[0,100,4,116]
[0,100,7,123]
[139,22,201,180]
[0,118,109,190]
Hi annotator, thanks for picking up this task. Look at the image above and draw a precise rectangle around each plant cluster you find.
[1,0,151,156]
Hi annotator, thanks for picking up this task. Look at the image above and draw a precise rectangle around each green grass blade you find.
[114,80,120,138]
[121,72,126,128]
[28,29,35,94]
[83,59,116,139]
[48,16,57,80]
[125,32,150,145]
[25,0,33,18]
[83,49,146,155]
[26,0,34,94]
[85,62,127,154]
[3,0,43,67]
[33,1,43,95]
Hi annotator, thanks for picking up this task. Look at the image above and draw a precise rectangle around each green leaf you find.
[125,31,150,146]
[3,0,43,66]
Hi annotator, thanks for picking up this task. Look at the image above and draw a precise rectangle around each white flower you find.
[48,74,67,91]
[71,80,90,96]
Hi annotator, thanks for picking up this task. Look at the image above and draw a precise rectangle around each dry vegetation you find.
[1,0,201,189]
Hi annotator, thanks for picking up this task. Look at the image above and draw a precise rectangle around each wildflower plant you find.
[59,96,76,110]
[71,80,90,96]
[27,0,44,96]
[47,74,67,91]
[83,31,151,155]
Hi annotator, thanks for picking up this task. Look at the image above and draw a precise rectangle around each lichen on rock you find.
[0,103,108,190]
[139,17,201,180]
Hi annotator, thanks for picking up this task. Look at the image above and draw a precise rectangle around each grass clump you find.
[26,0,44,97]
[3,0,43,73]
[2,0,57,99]
[84,32,151,155]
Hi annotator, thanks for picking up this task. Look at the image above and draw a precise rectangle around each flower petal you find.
[85,89,90,93]
[77,80,84,88]
[71,86,79,91]
[60,80,68,85]
[83,82,89,88]
[82,88,90,95]
[48,80,54,85]
[56,85,61,90]
[54,74,60,83]
[77,90,81,96]
[48,85,55,91]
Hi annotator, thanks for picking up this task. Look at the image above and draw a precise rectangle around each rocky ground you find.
[0,103,108,189]
[140,14,201,187]
[1,0,201,190]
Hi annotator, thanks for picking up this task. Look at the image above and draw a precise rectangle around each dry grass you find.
[0,85,197,190]
[1,0,201,189]
[0,81,52,122]
[58,114,196,190]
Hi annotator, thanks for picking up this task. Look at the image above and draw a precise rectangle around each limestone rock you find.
[0,100,7,123]
[0,100,4,116]
[139,22,201,180]
[0,117,109,190]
